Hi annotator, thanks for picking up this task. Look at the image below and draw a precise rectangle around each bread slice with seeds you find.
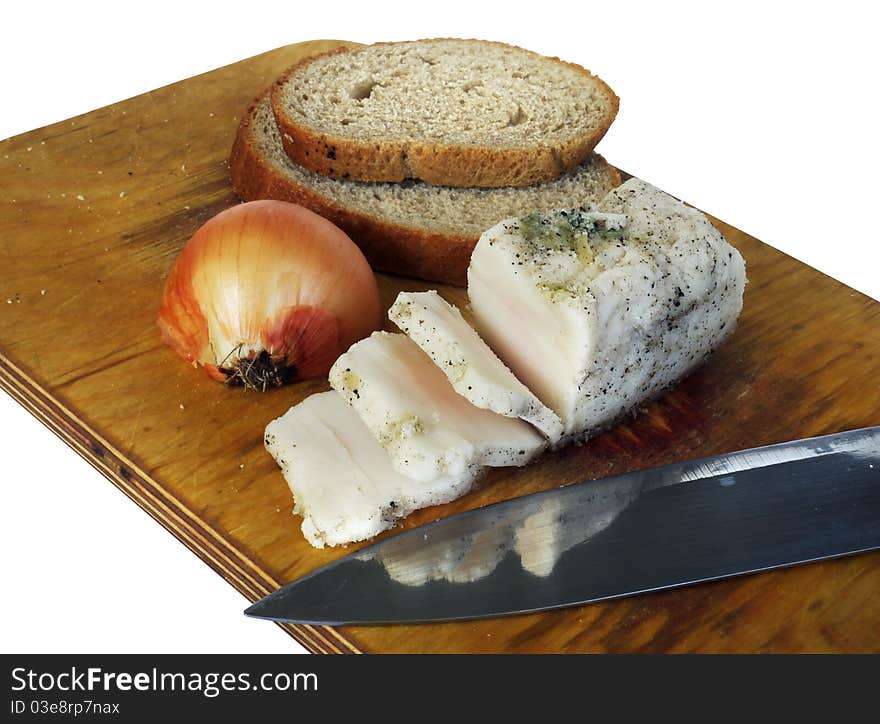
[270,39,619,188]
[230,94,621,286]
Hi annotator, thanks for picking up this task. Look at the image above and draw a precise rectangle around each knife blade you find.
[245,427,880,625]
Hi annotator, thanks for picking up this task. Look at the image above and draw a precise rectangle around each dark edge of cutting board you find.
[0,352,359,654]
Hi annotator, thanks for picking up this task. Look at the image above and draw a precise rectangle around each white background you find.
[1,1,877,653]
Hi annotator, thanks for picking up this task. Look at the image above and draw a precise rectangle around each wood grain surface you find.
[1,40,878,653]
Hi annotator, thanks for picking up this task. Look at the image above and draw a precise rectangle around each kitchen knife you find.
[245,427,880,625]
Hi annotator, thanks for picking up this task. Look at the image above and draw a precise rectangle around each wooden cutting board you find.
[2,40,878,653]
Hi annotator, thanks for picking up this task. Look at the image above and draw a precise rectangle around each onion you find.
[158,200,382,389]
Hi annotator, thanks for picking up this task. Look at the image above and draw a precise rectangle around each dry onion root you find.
[158,200,382,389]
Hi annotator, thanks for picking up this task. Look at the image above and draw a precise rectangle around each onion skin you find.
[158,200,382,388]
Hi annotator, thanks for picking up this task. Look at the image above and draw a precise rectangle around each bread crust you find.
[230,96,622,287]
[270,39,620,189]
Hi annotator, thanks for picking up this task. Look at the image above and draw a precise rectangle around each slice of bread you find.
[230,94,622,286]
[270,39,619,188]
